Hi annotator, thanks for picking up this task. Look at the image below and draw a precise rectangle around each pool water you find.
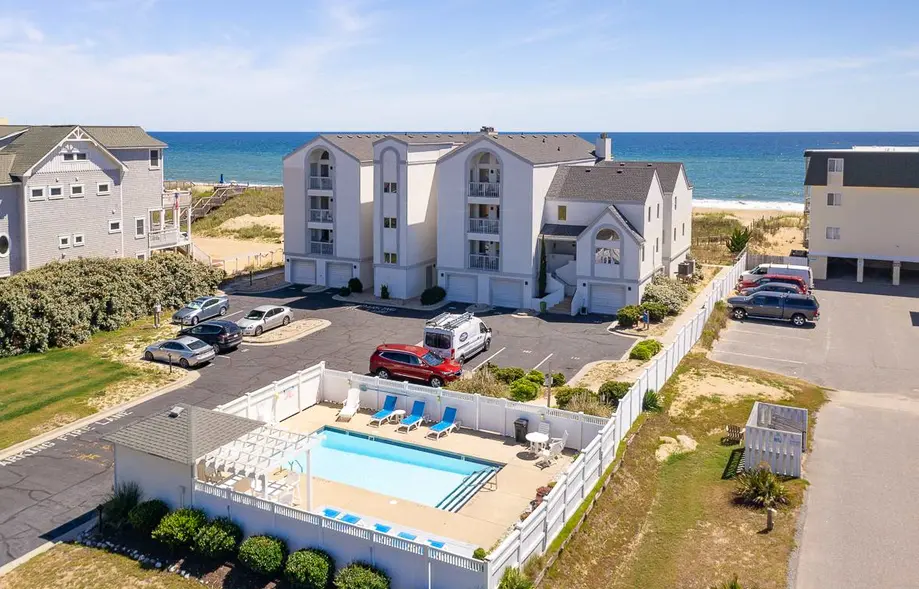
[290,427,500,508]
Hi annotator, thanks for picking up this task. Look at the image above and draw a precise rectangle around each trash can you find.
[514,417,529,444]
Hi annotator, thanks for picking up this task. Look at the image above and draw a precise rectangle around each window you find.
[786,297,816,309]
[595,228,620,241]
[73,233,85,247]
[70,184,84,198]
[682,222,685,236]
[655,237,659,252]
[756,295,782,307]
[63,153,75,162]
[30,187,45,200]
[594,247,620,265]
[58,235,71,249]
[109,220,122,233]
[49,186,63,199]
[827,158,844,173]
[656,203,660,218]
[0,233,9,257]
[825,226,841,240]
[674,196,678,209]
[383,182,397,193]
[97,182,111,195]
[135,217,146,238]
[383,217,397,229]
[641,246,645,262]
[674,227,677,241]
[647,207,651,221]
[149,149,160,169]
[384,252,398,264]
[827,192,842,206]
[558,205,567,221]
[136,252,146,260]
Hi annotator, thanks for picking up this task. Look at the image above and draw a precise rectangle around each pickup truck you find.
[727,292,820,327]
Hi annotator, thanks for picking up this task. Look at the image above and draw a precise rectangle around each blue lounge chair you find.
[427,540,445,549]
[397,531,417,541]
[369,395,398,426]
[427,407,458,439]
[322,508,341,519]
[340,513,362,525]
[396,400,426,432]
[373,524,392,534]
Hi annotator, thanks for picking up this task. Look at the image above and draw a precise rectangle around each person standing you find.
[642,308,650,330]
[153,302,162,328]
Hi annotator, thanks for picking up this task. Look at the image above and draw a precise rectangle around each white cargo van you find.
[423,312,492,364]
[741,263,814,289]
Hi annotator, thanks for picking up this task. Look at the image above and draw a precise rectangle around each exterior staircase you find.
[548,296,573,315]
[190,183,250,222]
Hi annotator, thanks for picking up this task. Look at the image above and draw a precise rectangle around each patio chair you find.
[337,388,360,421]
[234,477,253,494]
[427,539,446,549]
[725,424,744,444]
[550,430,569,448]
[340,513,362,525]
[396,400,426,433]
[373,523,392,534]
[285,471,301,503]
[322,508,341,519]
[537,421,551,436]
[536,441,564,468]
[397,531,418,541]
[278,491,293,506]
[205,463,221,483]
[195,461,208,482]
[427,407,459,439]
[369,395,399,426]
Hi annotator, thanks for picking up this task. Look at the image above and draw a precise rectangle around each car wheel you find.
[484,338,491,352]
[732,308,746,320]
[429,376,445,388]
[283,315,291,326]
[191,316,199,325]
[219,306,227,316]
[791,313,806,327]
[179,358,190,369]
[376,368,391,380]
[458,355,466,365]
[144,351,154,361]
[212,344,220,355]
[255,326,263,336]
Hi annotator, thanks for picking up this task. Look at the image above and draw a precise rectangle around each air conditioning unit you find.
[677,259,696,276]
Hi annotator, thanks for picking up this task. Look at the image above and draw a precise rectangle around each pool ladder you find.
[436,467,499,513]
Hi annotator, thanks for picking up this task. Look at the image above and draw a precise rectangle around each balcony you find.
[149,229,189,249]
[309,177,333,190]
[468,218,499,234]
[309,209,333,223]
[469,254,499,271]
[310,241,333,255]
[162,191,191,209]
[468,182,499,198]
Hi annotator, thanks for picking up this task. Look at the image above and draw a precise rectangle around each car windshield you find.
[246,310,265,319]
[422,352,444,366]
[186,340,208,350]
[186,301,203,310]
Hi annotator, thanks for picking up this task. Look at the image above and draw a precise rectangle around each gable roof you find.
[82,126,166,149]
[0,125,29,140]
[0,154,16,185]
[295,133,477,164]
[579,204,645,244]
[803,149,919,188]
[546,165,658,203]
[596,160,689,192]
[104,404,262,464]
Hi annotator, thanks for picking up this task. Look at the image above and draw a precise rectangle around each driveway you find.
[711,279,919,588]
[0,288,632,566]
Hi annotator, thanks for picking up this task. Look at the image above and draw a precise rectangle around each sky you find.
[1,0,918,132]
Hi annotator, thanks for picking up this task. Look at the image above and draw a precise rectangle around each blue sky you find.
[1,0,917,131]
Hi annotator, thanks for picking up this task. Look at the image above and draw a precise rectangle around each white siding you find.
[114,446,192,509]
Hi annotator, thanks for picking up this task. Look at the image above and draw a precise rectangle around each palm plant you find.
[726,227,752,253]
[734,465,789,508]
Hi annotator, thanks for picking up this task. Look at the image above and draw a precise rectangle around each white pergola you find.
[198,425,323,507]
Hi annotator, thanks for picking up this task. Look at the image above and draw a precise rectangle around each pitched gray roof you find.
[319,133,478,163]
[804,149,919,188]
[488,134,596,164]
[546,165,657,203]
[0,154,16,185]
[604,205,645,244]
[0,125,29,140]
[596,160,689,191]
[104,404,262,464]
[540,223,587,238]
[83,126,166,149]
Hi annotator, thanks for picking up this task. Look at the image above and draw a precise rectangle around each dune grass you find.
[191,187,283,236]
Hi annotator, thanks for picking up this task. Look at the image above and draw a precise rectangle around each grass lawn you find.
[543,354,826,589]
[192,187,284,236]
[0,318,180,450]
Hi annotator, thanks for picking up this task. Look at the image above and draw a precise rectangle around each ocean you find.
[151,131,919,210]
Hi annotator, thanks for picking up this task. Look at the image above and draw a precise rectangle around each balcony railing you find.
[309,176,333,190]
[469,254,499,271]
[149,229,189,249]
[468,182,500,198]
[309,209,333,223]
[468,218,499,234]
[310,241,333,255]
[162,191,191,209]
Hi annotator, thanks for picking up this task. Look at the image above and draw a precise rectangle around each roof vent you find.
[557,146,560,151]
[647,163,652,167]
[617,170,623,174]
[619,162,625,166]
[168,406,184,418]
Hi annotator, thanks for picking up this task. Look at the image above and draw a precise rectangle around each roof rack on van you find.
[426,312,474,330]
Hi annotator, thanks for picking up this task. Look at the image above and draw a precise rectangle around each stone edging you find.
[242,319,331,347]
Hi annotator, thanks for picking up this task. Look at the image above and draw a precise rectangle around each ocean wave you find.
[692,198,805,212]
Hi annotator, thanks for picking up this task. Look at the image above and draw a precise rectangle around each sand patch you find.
[243,318,330,345]
[218,214,284,232]
[575,359,645,391]
[670,370,791,417]
[656,434,697,462]
[194,236,283,259]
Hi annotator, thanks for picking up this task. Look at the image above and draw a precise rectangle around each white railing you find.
[162,191,191,209]
[214,248,284,276]
[468,182,499,198]
[309,209,334,223]
[468,218,500,234]
[309,176,333,190]
[469,254,499,271]
[148,230,189,249]
[310,242,333,255]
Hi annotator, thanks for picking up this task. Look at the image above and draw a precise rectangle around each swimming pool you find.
[289,427,501,510]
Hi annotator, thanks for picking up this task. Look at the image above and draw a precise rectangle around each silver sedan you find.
[236,305,294,336]
[143,336,216,368]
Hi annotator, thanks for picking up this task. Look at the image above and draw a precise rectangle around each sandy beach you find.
[692,206,803,224]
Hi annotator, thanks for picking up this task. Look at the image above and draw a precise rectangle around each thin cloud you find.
[0,17,44,43]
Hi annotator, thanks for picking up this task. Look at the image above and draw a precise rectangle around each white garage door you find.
[290,260,316,285]
[491,279,523,309]
[327,262,352,288]
[589,283,625,315]
[446,274,477,303]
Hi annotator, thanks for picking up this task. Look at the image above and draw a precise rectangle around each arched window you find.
[596,228,620,241]
[595,227,620,265]
[320,150,329,160]
[0,233,9,257]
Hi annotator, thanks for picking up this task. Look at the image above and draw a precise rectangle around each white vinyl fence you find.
[744,401,807,477]
[205,253,749,588]
[745,253,808,270]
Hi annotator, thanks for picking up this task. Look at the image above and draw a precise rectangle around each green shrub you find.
[630,339,663,361]
[151,508,207,551]
[473,547,487,560]
[551,372,566,387]
[639,301,668,323]
[380,284,390,299]
[102,482,142,534]
[510,378,539,402]
[446,369,509,398]
[498,567,533,589]
[193,517,242,560]
[598,381,631,404]
[420,286,446,305]
[525,370,544,385]
[0,253,223,357]
[710,574,755,589]
[616,305,642,328]
[553,386,593,409]
[334,562,390,589]
[562,389,614,417]
[127,499,169,537]
[734,466,789,508]
[488,365,525,384]
[238,535,288,577]
[338,286,350,297]
[701,300,730,349]
[641,275,691,315]
[285,548,335,589]
[643,389,661,412]
[347,278,363,293]
[727,227,752,253]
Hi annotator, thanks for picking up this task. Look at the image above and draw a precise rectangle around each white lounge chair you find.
[550,430,569,448]
[285,471,301,503]
[537,421,551,436]
[536,441,563,468]
[338,388,360,421]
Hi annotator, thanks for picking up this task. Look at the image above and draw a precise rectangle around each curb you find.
[0,514,99,578]
[331,294,451,312]
[225,282,292,296]
[241,319,331,347]
[0,371,199,462]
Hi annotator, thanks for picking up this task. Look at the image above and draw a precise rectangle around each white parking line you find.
[724,330,811,341]
[471,347,506,371]
[223,310,245,320]
[714,350,805,364]
[415,340,424,347]
[532,353,553,371]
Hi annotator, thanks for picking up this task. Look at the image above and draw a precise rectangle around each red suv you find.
[369,344,463,388]
[737,274,808,294]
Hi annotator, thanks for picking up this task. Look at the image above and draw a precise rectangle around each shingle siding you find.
[112,148,165,259]
[0,185,23,276]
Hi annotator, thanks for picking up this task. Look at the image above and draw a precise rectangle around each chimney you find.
[596,132,612,161]
[479,126,498,137]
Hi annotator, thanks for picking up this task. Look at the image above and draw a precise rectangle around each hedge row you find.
[0,253,224,356]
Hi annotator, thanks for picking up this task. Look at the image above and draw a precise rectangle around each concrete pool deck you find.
[274,403,574,548]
